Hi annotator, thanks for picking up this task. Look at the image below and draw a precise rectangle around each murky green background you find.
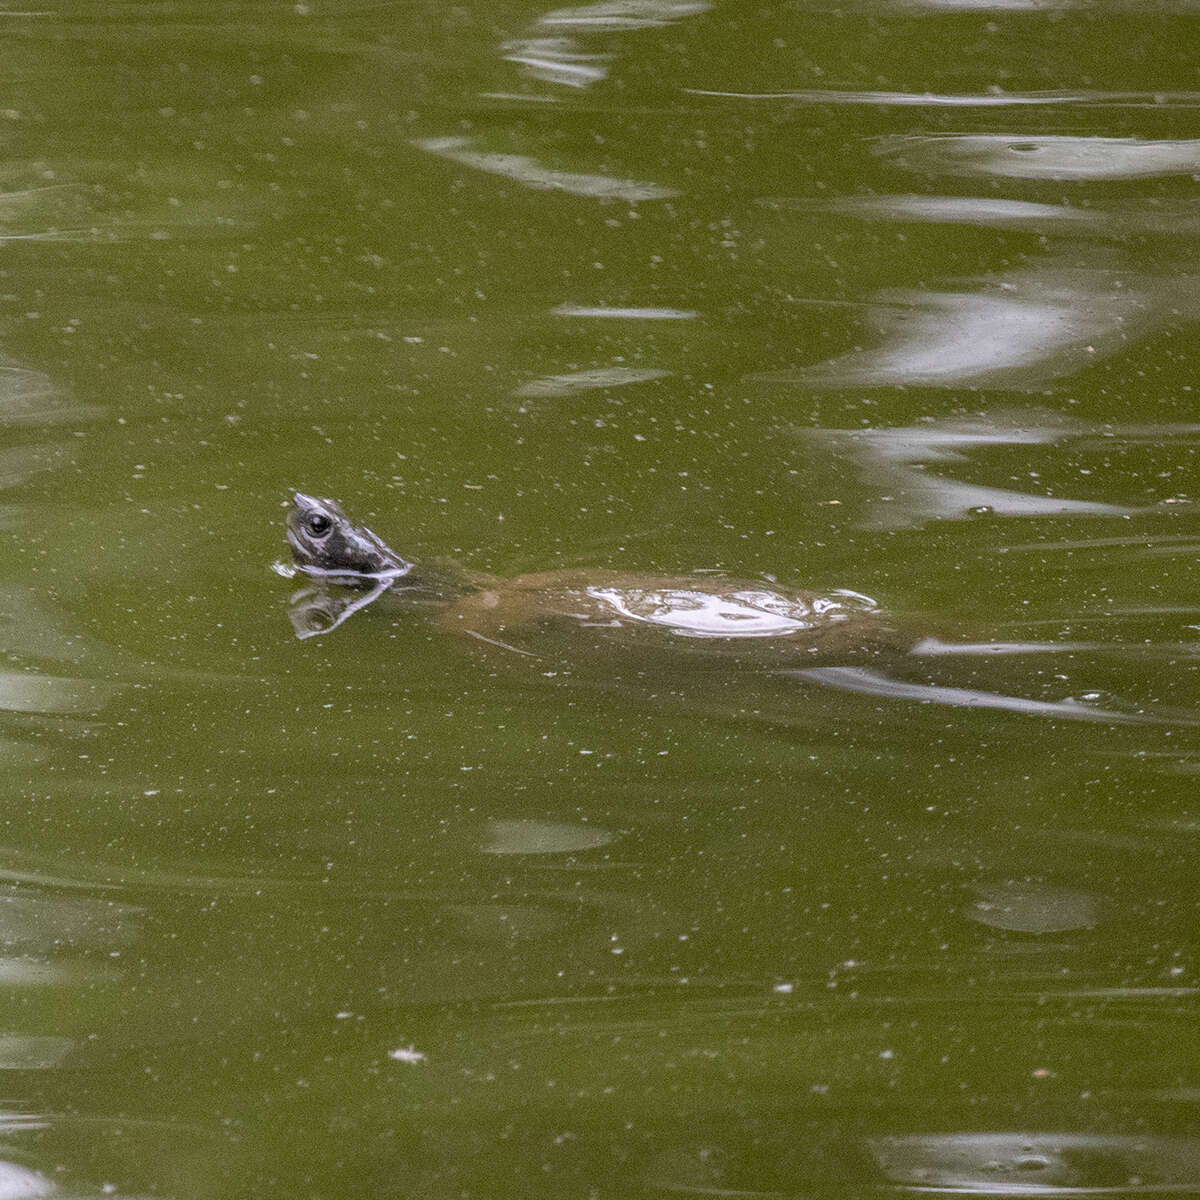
[0,1,1199,1196]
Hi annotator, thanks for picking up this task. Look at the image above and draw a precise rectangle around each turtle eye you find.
[305,513,333,538]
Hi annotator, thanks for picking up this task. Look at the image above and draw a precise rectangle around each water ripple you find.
[763,265,1199,392]
[692,88,1200,108]
[503,0,709,89]
[868,1132,1200,1194]
[803,410,1179,529]
[514,365,670,397]
[759,194,1200,237]
[790,667,1189,724]
[551,303,697,318]
[412,135,678,200]
[874,133,1200,180]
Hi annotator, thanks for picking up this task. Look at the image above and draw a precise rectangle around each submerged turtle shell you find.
[436,569,900,665]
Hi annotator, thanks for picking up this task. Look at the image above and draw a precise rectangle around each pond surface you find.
[1,1,1199,1196]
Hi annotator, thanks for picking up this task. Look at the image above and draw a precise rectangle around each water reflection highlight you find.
[768,267,1198,392]
[868,1132,1200,1193]
[412,136,678,201]
[503,0,708,89]
[791,666,1185,724]
[805,411,1182,529]
[874,134,1200,180]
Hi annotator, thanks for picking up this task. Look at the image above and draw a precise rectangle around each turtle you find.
[282,494,1181,725]
[284,492,903,664]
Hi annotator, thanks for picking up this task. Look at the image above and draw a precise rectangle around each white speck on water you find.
[389,1045,426,1065]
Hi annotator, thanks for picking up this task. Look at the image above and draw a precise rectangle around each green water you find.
[0,2,1198,1196]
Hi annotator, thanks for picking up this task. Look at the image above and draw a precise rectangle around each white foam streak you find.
[791,666,1184,724]
[689,87,1085,106]
[766,193,1200,236]
[875,133,1200,180]
[552,304,697,319]
[515,366,670,397]
[412,136,677,201]
[805,411,1154,528]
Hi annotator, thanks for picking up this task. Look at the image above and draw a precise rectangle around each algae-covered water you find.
[0,2,1197,1196]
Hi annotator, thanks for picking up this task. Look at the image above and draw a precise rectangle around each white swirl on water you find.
[586,586,875,638]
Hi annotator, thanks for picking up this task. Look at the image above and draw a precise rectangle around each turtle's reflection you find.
[288,578,393,640]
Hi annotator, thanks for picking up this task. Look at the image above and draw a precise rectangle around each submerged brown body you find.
[434,569,904,664]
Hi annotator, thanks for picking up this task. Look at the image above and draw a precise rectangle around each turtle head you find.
[286,493,410,577]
